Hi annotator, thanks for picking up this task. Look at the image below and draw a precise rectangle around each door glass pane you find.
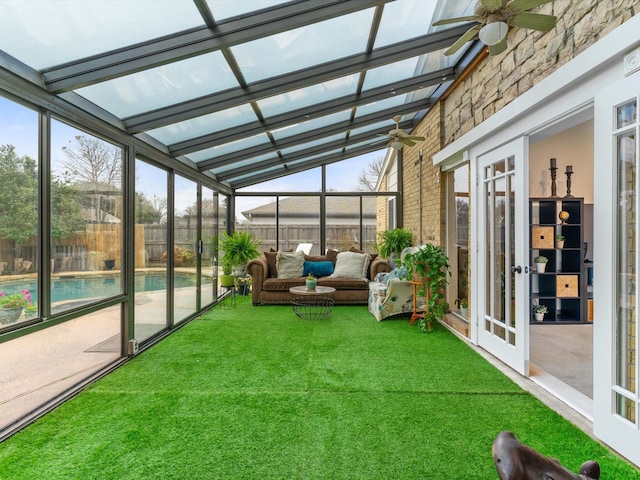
[174,175,198,323]
[508,173,516,344]
[50,119,123,313]
[447,165,470,319]
[616,129,637,403]
[494,176,506,326]
[134,159,168,342]
[617,101,637,129]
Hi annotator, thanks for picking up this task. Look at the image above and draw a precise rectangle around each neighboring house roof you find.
[242,196,377,221]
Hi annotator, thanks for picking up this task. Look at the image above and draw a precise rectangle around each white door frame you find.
[472,137,530,376]
[593,73,640,466]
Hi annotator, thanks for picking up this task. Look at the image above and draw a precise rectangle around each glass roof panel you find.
[0,0,203,69]
[374,0,438,48]
[206,0,290,21]
[280,133,346,155]
[230,9,375,83]
[76,52,240,118]
[271,111,351,141]
[258,74,360,118]
[354,93,420,119]
[186,133,270,163]
[211,153,275,175]
[349,120,394,137]
[145,104,258,145]
[235,167,322,192]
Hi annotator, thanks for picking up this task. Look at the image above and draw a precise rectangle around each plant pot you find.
[460,307,468,318]
[557,241,564,248]
[306,279,317,290]
[0,307,23,324]
[536,263,546,273]
[220,274,235,288]
[534,312,545,322]
[104,259,116,270]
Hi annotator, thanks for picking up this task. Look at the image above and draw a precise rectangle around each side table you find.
[408,280,428,326]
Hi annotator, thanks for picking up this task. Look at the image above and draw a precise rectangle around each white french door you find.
[593,75,640,466]
[476,137,530,376]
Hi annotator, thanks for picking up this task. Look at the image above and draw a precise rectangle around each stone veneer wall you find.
[442,0,639,143]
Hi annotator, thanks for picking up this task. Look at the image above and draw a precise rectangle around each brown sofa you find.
[246,250,391,306]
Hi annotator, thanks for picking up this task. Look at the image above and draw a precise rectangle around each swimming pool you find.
[0,273,197,304]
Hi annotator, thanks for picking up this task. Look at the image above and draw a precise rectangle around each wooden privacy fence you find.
[0,223,378,274]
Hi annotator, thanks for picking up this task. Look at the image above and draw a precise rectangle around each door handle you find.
[511,265,522,274]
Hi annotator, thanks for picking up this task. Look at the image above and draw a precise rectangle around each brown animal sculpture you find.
[492,431,601,480]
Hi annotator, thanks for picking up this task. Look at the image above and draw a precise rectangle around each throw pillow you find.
[276,250,304,278]
[303,261,334,278]
[264,250,278,278]
[330,251,371,279]
[325,248,339,265]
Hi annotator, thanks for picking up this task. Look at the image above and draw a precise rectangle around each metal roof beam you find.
[43,0,391,93]
[169,67,453,156]
[195,100,427,171]
[227,143,386,189]
[123,24,472,133]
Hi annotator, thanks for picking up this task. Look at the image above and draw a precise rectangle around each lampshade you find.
[478,21,508,46]
[390,140,404,150]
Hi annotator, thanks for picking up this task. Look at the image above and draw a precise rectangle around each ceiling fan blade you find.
[509,12,557,31]
[404,135,426,141]
[508,0,554,11]
[444,25,481,56]
[487,38,508,55]
[432,15,478,26]
[479,0,503,8]
[403,139,417,147]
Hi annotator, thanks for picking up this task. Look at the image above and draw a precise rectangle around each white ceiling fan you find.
[375,116,425,150]
[433,0,557,56]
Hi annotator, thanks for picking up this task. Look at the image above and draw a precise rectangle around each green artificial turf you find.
[1,300,639,479]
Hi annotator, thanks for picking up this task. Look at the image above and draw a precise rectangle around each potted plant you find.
[401,244,451,332]
[306,274,317,290]
[377,228,413,268]
[220,231,261,278]
[534,255,548,273]
[0,290,29,324]
[533,303,548,321]
[556,234,565,248]
[219,262,235,288]
[454,297,469,317]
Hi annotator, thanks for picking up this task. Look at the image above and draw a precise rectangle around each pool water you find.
[0,273,197,304]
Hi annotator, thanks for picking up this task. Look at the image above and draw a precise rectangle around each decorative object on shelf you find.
[558,210,570,223]
[305,274,317,291]
[534,255,548,273]
[564,164,573,198]
[556,234,565,248]
[549,157,558,197]
[532,303,548,322]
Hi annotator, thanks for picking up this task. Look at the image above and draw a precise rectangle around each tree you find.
[0,145,38,246]
[136,193,167,224]
[357,156,385,191]
[60,135,121,187]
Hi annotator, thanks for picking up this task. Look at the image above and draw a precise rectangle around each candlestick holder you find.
[565,168,574,198]
[549,164,559,198]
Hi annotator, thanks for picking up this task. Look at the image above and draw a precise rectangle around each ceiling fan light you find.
[390,140,404,150]
[479,21,508,46]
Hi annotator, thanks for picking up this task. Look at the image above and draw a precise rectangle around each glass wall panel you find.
[0,304,121,432]
[447,164,470,320]
[278,196,320,255]
[134,159,168,342]
[50,119,123,313]
[326,154,385,192]
[173,175,198,322]
[236,196,277,251]
[0,96,39,328]
[201,186,218,307]
[325,196,377,254]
